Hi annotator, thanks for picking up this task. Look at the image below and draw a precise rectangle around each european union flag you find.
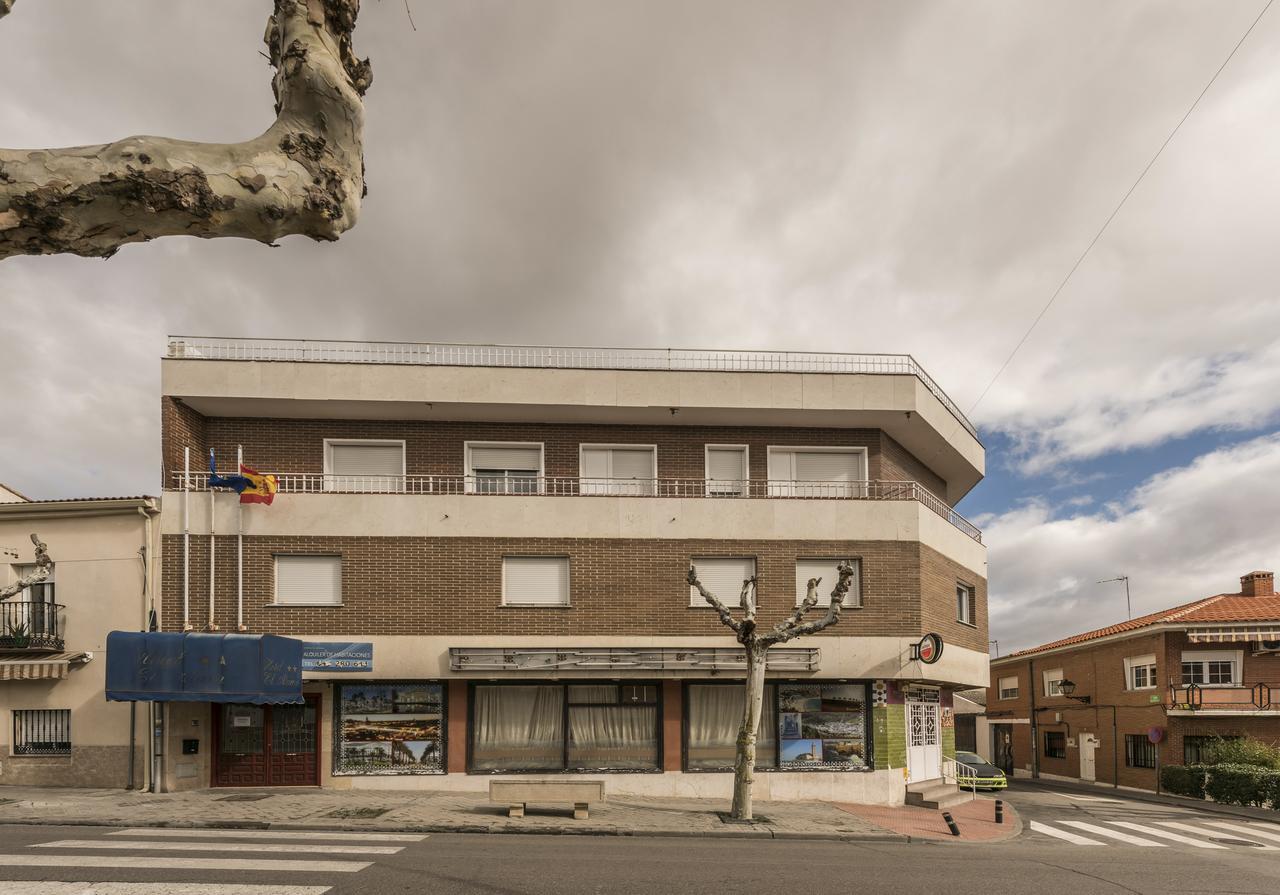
[208,449,252,493]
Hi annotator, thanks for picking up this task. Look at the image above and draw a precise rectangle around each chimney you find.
[1240,571,1274,597]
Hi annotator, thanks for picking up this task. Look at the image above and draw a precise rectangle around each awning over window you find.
[105,632,303,704]
[0,652,90,681]
[1186,626,1280,643]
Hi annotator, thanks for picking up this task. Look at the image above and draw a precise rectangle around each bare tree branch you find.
[688,565,742,634]
[0,534,51,601]
[759,562,855,646]
[0,0,372,260]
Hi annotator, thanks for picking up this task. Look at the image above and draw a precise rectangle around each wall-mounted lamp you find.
[1058,679,1092,704]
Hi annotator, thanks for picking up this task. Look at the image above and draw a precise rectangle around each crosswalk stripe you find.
[1107,822,1225,849]
[1202,820,1280,845]
[0,855,370,872]
[0,885,331,895]
[33,839,402,855]
[1157,821,1280,850]
[1060,821,1166,846]
[1028,821,1103,845]
[109,828,425,842]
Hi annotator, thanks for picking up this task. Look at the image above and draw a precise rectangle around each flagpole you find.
[237,444,245,632]
[207,451,218,632]
[182,447,191,631]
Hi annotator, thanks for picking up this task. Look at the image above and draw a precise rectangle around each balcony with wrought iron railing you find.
[166,336,979,441]
[169,472,983,542]
[1169,681,1280,714]
[0,601,65,652]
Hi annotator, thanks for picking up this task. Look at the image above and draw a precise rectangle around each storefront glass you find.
[333,682,445,775]
[686,684,777,770]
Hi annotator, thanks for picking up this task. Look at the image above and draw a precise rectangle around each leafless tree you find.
[0,534,51,601]
[687,561,855,821]
[0,0,371,260]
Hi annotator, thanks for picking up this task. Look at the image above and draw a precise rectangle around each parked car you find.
[954,751,1007,791]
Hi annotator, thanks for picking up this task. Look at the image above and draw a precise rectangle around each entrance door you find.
[993,724,1014,775]
[214,695,319,787]
[1079,732,1099,782]
[905,700,942,783]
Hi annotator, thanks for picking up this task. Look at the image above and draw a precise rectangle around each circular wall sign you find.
[1147,726,1166,744]
[916,633,944,664]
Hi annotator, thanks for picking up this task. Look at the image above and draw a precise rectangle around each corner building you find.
[157,338,987,804]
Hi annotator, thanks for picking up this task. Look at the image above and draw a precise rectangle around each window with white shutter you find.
[689,557,756,608]
[466,443,543,494]
[766,447,866,497]
[324,440,406,492]
[794,558,860,608]
[274,555,342,605]
[503,556,570,606]
[705,446,748,496]
[579,446,657,495]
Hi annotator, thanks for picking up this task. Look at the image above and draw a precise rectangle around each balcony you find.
[1168,682,1279,715]
[0,601,65,652]
[171,472,983,542]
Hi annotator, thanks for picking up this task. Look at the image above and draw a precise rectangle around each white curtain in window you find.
[567,705,658,769]
[686,685,776,770]
[471,686,564,771]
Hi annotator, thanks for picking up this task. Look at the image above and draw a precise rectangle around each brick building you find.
[155,337,987,804]
[986,571,1280,791]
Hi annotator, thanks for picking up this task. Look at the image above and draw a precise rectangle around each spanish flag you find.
[238,465,278,505]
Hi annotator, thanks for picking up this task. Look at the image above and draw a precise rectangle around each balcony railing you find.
[170,472,983,542]
[166,336,979,440]
[0,601,64,652]
[1169,682,1278,712]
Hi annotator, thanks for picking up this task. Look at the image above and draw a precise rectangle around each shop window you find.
[1044,731,1066,759]
[686,684,777,771]
[12,709,71,755]
[794,559,861,608]
[333,683,445,775]
[1125,734,1156,769]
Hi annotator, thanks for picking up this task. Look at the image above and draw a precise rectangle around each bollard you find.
[942,811,961,836]
[995,799,1004,824]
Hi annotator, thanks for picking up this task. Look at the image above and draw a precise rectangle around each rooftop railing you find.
[166,336,978,440]
[171,472,983,542]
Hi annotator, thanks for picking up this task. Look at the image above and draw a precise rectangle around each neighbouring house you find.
[0,493,160,788]
[985,570,1280,791]
[152,336,988,804]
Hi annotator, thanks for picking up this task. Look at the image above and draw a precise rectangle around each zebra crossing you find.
[0,826,428,894]
[1027,817,1280,851]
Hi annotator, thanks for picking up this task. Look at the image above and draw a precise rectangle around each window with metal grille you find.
[1043,731,1066,759]
[1125,734,1156,769]
[13,709,71,755]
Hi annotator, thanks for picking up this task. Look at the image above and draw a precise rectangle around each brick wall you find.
[879,433,947,500]
[160,535,987,649]
[161,397,207,483]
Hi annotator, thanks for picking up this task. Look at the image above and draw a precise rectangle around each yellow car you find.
[955,751,1008,791]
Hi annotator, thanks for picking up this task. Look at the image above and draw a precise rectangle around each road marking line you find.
[1028,821,1103,845]
[1060,821,1166,846]
[1107,822,1225,849]
[1157,821,1280,850]
[1202,821,1280,844]
[109,828,425,842]
[0,885,331,895]
[33,840,402,856]
[0,856,370,872]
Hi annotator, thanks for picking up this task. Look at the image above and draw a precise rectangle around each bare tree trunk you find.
[731,644,767,820]
[0,0,371,260]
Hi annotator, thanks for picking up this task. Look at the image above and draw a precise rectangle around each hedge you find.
[1203,763,1280,808]
[1161,764,1208,800]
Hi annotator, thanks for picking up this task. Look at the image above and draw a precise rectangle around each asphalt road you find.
[2,786,1280,894]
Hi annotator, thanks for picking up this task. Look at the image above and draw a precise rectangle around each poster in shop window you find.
[334,683,444,775]
[779,683,867,769]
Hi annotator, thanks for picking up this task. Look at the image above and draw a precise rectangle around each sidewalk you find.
[1014,777,1280,824]
[0,786,925,841]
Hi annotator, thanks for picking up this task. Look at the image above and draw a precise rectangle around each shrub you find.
[1203,737,1280,770]
[1204,763,1280,808]
[1161,764,1208,799]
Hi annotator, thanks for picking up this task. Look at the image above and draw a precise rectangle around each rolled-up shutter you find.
[327,442,405,492]
[689,557,755,607]
[793,451,861,481]
[503,557,570,605]
[275,556,342,605]
[794,558,860,607]
[706,447,746,494]
[469,445,541,472]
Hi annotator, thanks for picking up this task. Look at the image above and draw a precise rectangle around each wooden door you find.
[269,697,320,786]
[213,696,320,787]
[215,705,267,786]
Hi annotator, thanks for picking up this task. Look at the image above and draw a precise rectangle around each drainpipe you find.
[182,447,191,631]
[236,444,245,632]
[1029,658,1039,779]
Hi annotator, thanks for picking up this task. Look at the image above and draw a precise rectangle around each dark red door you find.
[213,695,319,787]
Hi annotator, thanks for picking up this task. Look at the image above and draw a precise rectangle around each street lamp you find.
[1058,679,1092,704]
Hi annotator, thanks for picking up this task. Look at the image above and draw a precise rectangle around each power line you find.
[968,0,1274,416]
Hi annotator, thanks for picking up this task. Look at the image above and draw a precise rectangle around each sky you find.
[2,0,1279,654]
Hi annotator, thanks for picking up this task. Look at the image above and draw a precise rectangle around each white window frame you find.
[273,554,343,607]
[997,676,1019,700]
[322,438,407,492]
[578,444,658,495]
[463,441,545,494]
[501,555,571,607]
[1043,668,1064,697]
[956,582,976,626]
[794,558,861,608]
[689,557,757,608]
[1124,654,1158,691]
[704,444,749,497]
[1180,650,1243,687]
[765,446,868,497]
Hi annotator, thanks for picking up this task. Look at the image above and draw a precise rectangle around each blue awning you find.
[105,632,303,704]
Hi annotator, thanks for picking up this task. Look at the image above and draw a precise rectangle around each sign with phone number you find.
[301,642,373,672]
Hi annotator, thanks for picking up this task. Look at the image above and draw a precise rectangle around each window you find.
[465,442,542,494]
[1180,651,1242,686]
[1124,654,1158,690]
[1044,731,1066,759]
[956,583,976,625]
[1125,734,1156,769]
[766,447,867,497]
[1043,669,1064,697]
[13,709,71,755]
[13,563,54,603]
[470,682,659,772]
[705,445,748,496]
[686,684,777,770]
[579,445,657,495]
[502,556,570,606]
[794,559,861,608]
[689,557,756,607]
[5,564,57,646]
[274,555,342,605]
[997,676,1019,700]
[334,682,444,775]
[1183,734,1239,765]
[324,439,406,492]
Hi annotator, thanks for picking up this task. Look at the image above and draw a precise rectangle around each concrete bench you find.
[489,779,606,820]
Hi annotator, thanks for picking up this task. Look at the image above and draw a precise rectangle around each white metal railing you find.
[942,755,981,800]
[171,472,983,542]
[165,336,979,440]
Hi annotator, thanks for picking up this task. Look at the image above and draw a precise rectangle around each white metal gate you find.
[906,700,942,783]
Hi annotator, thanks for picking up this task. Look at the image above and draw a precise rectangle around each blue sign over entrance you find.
[301,642,373,672]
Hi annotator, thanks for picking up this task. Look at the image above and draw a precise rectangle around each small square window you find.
[1044,731,1066,759]
[1125,734,1156,769]
[794,559,860,608]
[997,676,1019,700]
[503,556,570,606]
[689,558,756,608]
[274,555,342,606]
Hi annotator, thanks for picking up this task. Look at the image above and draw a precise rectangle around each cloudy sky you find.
[2,0,1279,652]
